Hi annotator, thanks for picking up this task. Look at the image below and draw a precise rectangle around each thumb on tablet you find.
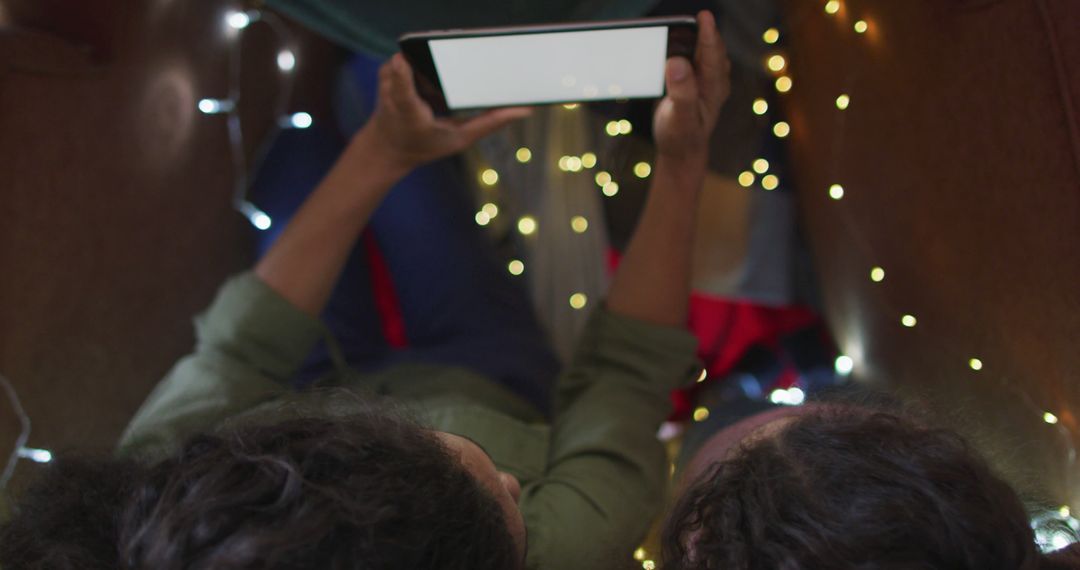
[664,57,698,114]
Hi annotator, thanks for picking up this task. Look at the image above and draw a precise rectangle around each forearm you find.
[606,155,705,327]
[254,128,409,316]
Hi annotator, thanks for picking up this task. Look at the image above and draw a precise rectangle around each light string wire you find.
[0,372,32,489]
[209,7,301,229]
[776,0,1078,549]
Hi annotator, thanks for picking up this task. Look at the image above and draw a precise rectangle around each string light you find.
[773,121,791,138]
[581,152,597,168]
[197,98,234,114]
[698,369,708,383]
[968,358,983,371]
[507,259,525,276]
[16,448,52,463]
[481,203,498,218]
[517,216,537,235]
[835,355,855,375]
[481,168,499,186]
[605,121,620,136]
[901,314,918,328]
[770,387,806,406]
[854,20,869,34]
[562,103,579,110]
[560,155,583,172]
[642,561,656,570]
[738,171,756,187]
[825,0,841,15]
[870,267,886,282]
[633,162,652,178]
[763,28,781,44]
[282,111,312,129]
[475,211,491,226]
[752,158,770,174]
[1062,506,1072,518]
[762,174,779,190]
[226,10,254,29]
[775,76,793,93]
[829,184,845,199]
[693,407,710,422]
[634,548,647,561]
[618,119,633,135]
[570,216,589,233]
[767,54,787,72]
[1044,412,1060,425]
[237,201,272,230]
[569,293,588,309]
[515,147,532,163]
[753,98,770,115]
[595,171,612,187]
[836,94,851,110]
[602,182,620,197]
[276,50,296,72]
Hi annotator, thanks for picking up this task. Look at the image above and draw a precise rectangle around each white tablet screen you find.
[429,26,668,110]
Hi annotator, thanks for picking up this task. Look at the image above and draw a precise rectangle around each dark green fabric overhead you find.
[266,0,660,56]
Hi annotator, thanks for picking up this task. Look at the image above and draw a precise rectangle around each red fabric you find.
[363,231,408,348]
[606,248,820,420]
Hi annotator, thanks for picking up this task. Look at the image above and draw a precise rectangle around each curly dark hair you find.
[1,410,519,570]
[662,405,1074,570]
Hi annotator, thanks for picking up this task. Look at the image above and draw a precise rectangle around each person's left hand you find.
[363,53,532,172]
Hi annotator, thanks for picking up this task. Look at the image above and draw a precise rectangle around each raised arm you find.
[606,10,730,327]
[119,57,528,457]
[256,55,530,316]
[520,12,731,570]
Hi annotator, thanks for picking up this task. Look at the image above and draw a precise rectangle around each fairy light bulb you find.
[901,314,917,328]
[570,216,589,233]
[738,171,756,187]
[481,203,498,218]
[969,358,983,371]
[825,1,841,15]
[581,152,597,168]
[198,98,234,114]
[693,407,710,422]
[773,121,791,138]
[752,158,770,174]
[697,369,707,383]
[1044,412,1060,425]
[481,168,499,186]
[776,76,793,93]
[617,119,633,135]
[285,112,313,129]
[516,147,532,163]
[753,98,769,115]
[835,355,854,375]
[238,201,272,230]
[226,10,253,29]
[605,121,620,136]
[595,171,612,187]
[634,548,647,561]
[854,20,869,34]
[602,181,620,197]
[761,174,779,190]
[475,211,491,226]
[829,184,845,199]
[767,54,786,72]
[870,267,886,282]
[277,50,296,71]
[569,293,588,309]
[17,447,53,463]
[763,28,780,44]
[508,259,525,275]
[836,94,851,110]
[633,162,652,178]
[517,216,537,235]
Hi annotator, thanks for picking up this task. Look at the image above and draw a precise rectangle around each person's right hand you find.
[652,10,731,166]
[361,53,532,173]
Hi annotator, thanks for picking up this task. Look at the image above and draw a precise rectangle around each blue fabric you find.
[249,52,559,416]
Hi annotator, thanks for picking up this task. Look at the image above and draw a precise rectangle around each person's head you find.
[118,413,525,569]
[1,409,525,570]
[662,404,1076,570]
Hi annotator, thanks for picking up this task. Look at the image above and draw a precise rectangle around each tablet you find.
[399,16,697,113]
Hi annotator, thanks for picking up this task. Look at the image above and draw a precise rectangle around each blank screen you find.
[429,26,668,110]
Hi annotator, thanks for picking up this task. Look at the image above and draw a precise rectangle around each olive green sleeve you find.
[521,307,700,570]
[116,272,324,459]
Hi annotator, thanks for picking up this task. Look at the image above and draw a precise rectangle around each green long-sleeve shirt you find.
[118,272,699,570]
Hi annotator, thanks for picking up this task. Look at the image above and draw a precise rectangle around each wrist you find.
[653,153,707,191]
[349,126,414,185]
